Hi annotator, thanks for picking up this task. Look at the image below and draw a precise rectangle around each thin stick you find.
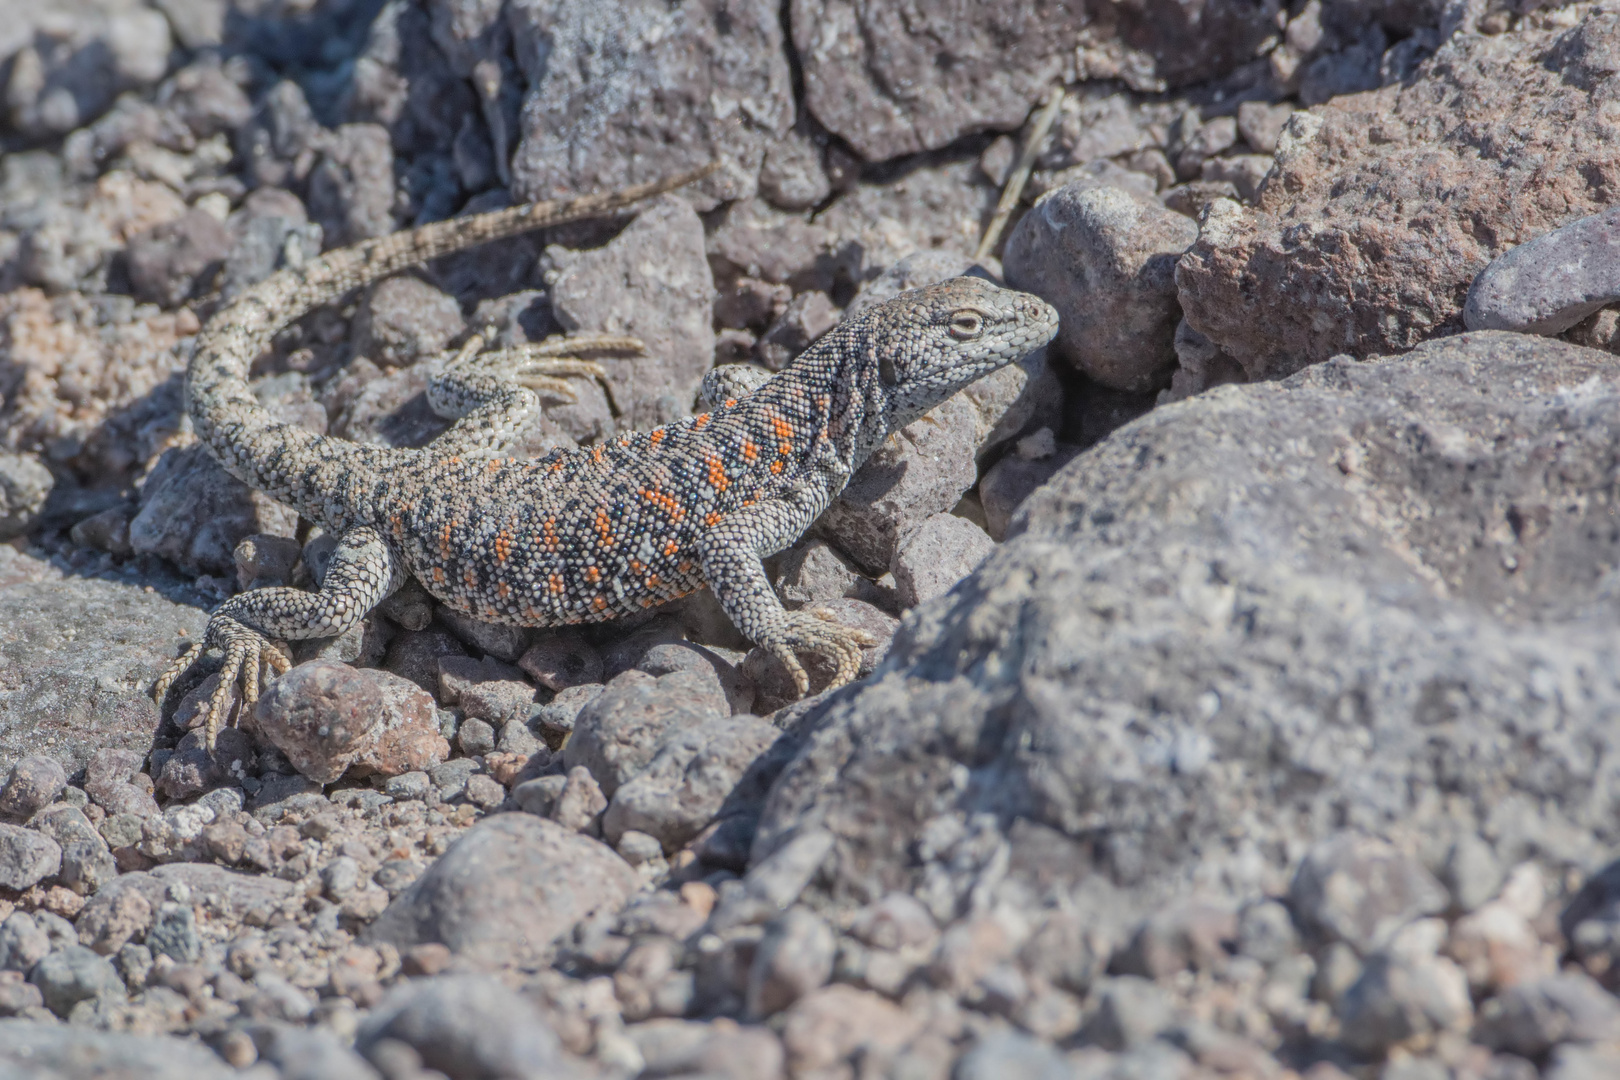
[975,85,1066,261]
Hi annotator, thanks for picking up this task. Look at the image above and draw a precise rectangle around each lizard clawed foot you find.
[151,615,291,753]
[766,609,878,697]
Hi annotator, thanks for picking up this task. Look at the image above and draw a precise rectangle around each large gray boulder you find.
[756,332,1620,950]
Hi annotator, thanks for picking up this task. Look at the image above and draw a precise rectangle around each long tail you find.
[186,163,718,528]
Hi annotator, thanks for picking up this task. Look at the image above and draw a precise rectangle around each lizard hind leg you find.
[427,332,643,457]
[151,527,402,752]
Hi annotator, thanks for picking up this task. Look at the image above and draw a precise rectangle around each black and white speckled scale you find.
[154,165,1060,748]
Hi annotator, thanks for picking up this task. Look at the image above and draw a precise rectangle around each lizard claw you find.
[768,609,876,697]
[152,615,291,753]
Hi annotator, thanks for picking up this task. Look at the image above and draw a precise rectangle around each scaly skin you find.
[154,166,1060,748]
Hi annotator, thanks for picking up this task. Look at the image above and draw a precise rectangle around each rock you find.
[891,513,996,610]
[1237,101,1296,154]
[356,974,570,1078]
[437,607,530,662]
[1115,901,1237,979]
[0,1,172,137]
[627,1018,785,1080]
[507,0,792,208]
[519,634,604,691]
[0,453,52,541]
[0,1020,237,1078]
[0,756,66,821]
[0,912,50,972]
[354,276,465,366]
[28,945,123,1018]
[1475,973,1620,1060]
[254,661,450,783]
[752,331,1620,969]
[1467,202,1620,338]
[817,395,980,574]
[791,1,1275,162]
[748,907,835,1019]
[234,533,303,591]
[0,824,60,890]
[158,727,257,801]
[1338,921,1473,1056]
[552,766,608,833]
[759,125,832,213]
[548,195,716,430]
[814,159,997,286]
[0,972,42,1018]
[1177,17,1620,380]
[604,715,793,852]
[979,445,1082,542]
[308,123,396,247]
[955,1032,1071,1080]
[222,187,325,299]
[125,208,233,308]
[1291,835,1449,955]
[1005,180,1196,392]
[1547,1044,1620,1080]
[564,668,728,797]
[773,539,863,610]
[755,291,839,371]
[1201,154,1276,202]
[130,444,299,577]
[779,984,922,1076]
[365,814,638,971]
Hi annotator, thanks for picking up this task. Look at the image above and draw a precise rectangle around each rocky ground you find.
[2,1,1620,1078]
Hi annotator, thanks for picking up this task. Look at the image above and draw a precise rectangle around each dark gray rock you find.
[308,122,397,247]
[365,814,638,971]
[1005,180,1197,392]
[506,0,792,209]
[752,332,1620,966]
[604,715,792,852]
[1465,206,1620,337]
[222,187,325,298]
[816,395,979,574]
[756,291,838,372]
[548,195,716,430]
[130,444,299,577]
[519,634,604,692]
[0,823,59,890]
[125,208,233,308]
[791,1,1274,161]
[357,974,572,1080]
[1476,973,1620,1060]
[354,276,465,366]
[0,912,50,973]
[747,907,835,1019]
[891,513,996,610]
[28,945,122,1018]
[564,668,728,797]
[979,443,1082,542]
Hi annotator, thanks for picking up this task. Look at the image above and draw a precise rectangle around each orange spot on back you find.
[496,581,510,599]
[594,507,615,547]
[740,439,758,462]
[704,452,729,492]
[692,413,711,429]
[704,511,722,527]
[770,459,784,475]
[494,529,512,563]
[663,540,680,556]
[593,596,608,611]
[724,398,737,408]
[649,429,665,447]
[432,566,445,583]
[548,574,565,595]
[584,565,600,584]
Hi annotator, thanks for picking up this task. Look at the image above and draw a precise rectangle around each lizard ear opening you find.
[879,353,899,386]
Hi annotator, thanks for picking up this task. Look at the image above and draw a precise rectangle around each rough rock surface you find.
[504,0,792,209]
[1177,12,1620,379]
[366,813,639,971]
[759,331,1620,972]
[1006,179,1197,391]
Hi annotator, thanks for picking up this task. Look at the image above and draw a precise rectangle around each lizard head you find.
[857,276,1060,432]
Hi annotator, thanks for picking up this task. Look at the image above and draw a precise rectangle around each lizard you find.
[152,164,1061,750]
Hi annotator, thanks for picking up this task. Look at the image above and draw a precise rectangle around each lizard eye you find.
[878,353,899,386]
[949,312,983,339]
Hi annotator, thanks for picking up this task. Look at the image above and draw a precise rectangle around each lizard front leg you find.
[427,332,642,458]
[696,502,873,696]
[153,527,405,751]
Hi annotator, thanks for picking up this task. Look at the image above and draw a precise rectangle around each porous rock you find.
[506,0,792,208]
[1177,16,1620,379]
[253,661,449,783]
[0,577,198,777]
